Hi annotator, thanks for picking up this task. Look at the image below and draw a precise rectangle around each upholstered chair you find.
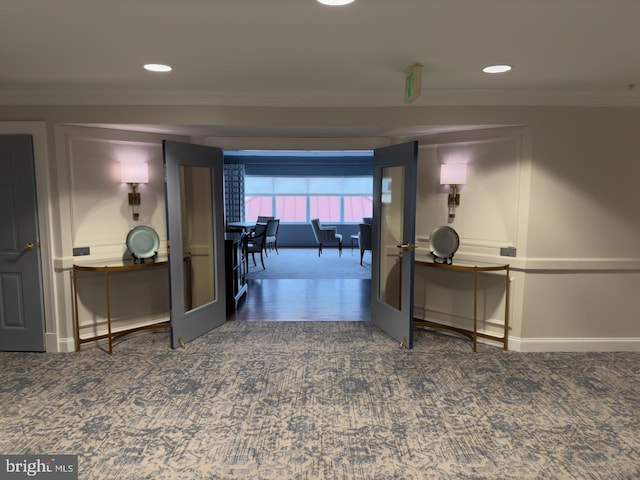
[358,223,372,265]
[310,218,343,257]
[265,218,280,256]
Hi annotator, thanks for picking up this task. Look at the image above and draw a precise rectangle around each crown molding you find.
[0,86,639,108]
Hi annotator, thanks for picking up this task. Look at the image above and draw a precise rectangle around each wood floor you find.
[229,279,371,322]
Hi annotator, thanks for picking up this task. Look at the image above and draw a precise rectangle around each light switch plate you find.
[500,247,517,257]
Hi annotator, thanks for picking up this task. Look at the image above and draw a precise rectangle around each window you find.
[310,196,341,222]
[275,196,307,222]
[245,196,273,218]
[245,176,372,223]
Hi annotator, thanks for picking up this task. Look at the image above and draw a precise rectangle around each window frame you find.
[245,176,373,223]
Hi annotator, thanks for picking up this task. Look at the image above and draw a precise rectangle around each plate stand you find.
[132,251,158,264]
[431,251,454,265]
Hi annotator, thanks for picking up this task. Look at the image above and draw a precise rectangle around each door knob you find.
[23,242,34,251]
[396,243,416,252]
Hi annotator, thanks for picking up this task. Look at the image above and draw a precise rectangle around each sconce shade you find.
[440,163,467,185]
[121,162,149,184]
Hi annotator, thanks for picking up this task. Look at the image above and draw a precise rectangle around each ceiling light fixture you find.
[483,64,512,74]
[317,0,355,5]
[143,63,172,73]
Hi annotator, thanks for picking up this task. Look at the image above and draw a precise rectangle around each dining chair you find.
[246,222,267,269]
[265,218,280,255]
[358,223,372,265]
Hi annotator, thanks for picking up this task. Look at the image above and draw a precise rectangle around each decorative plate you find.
[126,226,160,259]
[429,226,460,263]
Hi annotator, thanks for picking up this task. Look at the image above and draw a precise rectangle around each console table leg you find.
[473,268,478,352]
[504,265,510,351]
[104,269,113,355]
[73,268,80,352]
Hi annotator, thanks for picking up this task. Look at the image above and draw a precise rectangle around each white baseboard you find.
[414,311,640,353]
[48,331,640,354]
[509,336,640,352]
[51,335,76,353]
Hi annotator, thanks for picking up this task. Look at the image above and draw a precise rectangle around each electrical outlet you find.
[500,247,517,257]
[72,247,90,256]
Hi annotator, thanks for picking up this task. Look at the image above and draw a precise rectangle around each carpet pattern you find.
[246,247,371,280]
[1,322,640,479]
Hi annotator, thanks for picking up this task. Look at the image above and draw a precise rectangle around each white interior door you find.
[371,141,418,348]
[163,140,226,348]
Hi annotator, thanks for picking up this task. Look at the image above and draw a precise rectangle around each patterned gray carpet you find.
[2,322,639,479]
[246,247,371,280]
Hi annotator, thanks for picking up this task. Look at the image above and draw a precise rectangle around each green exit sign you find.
[404,63,423,104]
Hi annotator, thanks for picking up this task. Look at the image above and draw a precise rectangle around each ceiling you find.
[1,1,639,138]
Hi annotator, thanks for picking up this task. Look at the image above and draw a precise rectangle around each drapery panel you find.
[224,163,245,223]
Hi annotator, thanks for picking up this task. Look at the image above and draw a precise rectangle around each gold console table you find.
[72,257,188,354]
[414,257,510,352]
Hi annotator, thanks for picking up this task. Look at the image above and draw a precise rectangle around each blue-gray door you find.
[163,140,226,348]
[371,141,418,348]
[0,134,45,351]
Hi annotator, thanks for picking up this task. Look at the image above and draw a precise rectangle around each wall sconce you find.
[121,162,149,221]
[440,163,467,223]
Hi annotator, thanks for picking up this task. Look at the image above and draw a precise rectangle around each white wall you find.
[415,127,529,254]
[413,127,529,342]
[64,133,167,252]
[410,113,640,351]
[1,105,639,352]
[51,126,188,351]
[512,110,640,350]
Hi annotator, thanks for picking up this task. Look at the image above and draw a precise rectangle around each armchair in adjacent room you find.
[358,223,372,266]
[265,218,280,256]
[310,218,343,257]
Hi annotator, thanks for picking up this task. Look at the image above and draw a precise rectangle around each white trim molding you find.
[510,336,640,353]
[52,335,76,353]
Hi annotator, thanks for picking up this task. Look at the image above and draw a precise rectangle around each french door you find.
[371,141,418,348]
[163,140,226,348]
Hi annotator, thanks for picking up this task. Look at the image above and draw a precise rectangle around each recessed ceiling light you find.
[317,0,355,5]
[483,64,512,74]
[144,63,172,73]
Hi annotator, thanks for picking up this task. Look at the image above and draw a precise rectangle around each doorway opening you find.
[223,150,374,322]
